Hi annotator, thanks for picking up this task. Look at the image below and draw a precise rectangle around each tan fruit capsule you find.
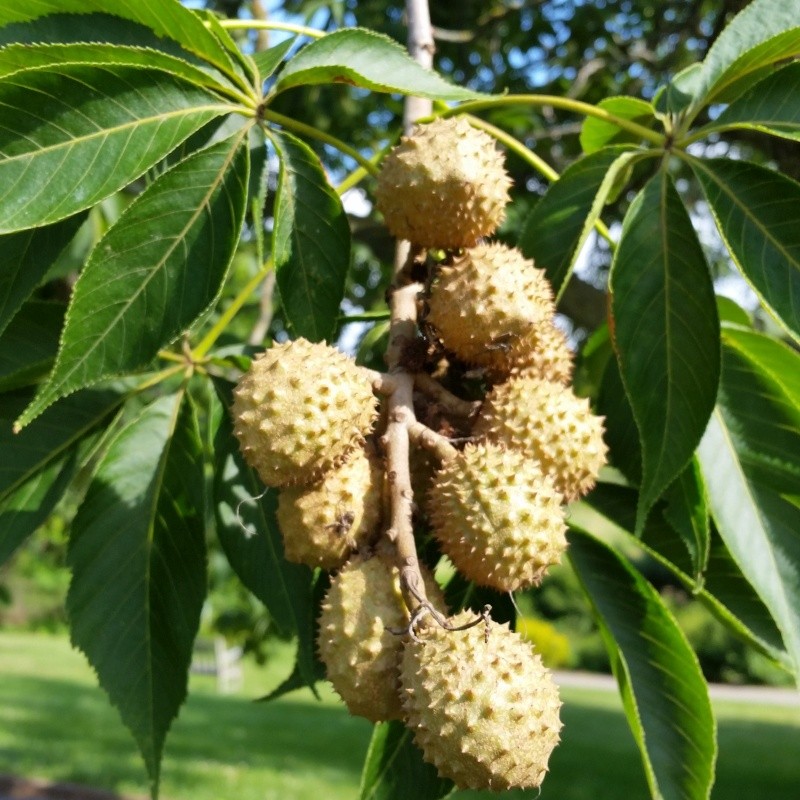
[428,442,566,592]
[317,552,446,722]
[277,445,384,570]
[426,243,572,382]
[375,117,512,249]
[474,375,608,501]
[401,610,562,791]
[231,338,377,487]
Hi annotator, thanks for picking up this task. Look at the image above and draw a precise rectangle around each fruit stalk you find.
[381,0,438,618]
[384,275,434,613]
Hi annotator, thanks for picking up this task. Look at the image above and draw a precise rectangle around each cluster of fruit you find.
[231,117,607,791]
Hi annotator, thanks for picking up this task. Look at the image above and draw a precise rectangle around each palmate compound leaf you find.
[689,157,800,341]
[272,27,482,102]
[0,0,246,88]
[568,527,716,800]
[210,379,318,691]
[0,64,240,233]
[269,129,351,342]
[697,325,800,680]
[67,389,207,794]
[15,130,250,430]
[609,169,720,532]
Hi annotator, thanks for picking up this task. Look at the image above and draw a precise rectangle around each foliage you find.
[0,1,799,798]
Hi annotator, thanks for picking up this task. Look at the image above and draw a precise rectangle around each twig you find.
[413,372,480,419]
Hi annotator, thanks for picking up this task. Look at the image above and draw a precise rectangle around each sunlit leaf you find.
[273,28,482,101]
[270,130,351,342]
[0,0,245,87]
[17,131,250,429]
[569,527,716,800]
[610,170,719,530]
[697,327,800,679]
[690,157,800,340]
[0,65,237,233]
[579,97,656,153]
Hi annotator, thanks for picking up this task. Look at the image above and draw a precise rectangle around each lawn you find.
[0,632,798,800]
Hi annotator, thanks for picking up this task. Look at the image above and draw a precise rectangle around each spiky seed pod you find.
[375,117,512,249]
[401,610,562,791]
[486,320,574,385]
[426,243,562,378]
[318,552,446,722]
[276,445,384,569]
[474,376,608,502]
[232,338,377,487]
[427,442,566,592]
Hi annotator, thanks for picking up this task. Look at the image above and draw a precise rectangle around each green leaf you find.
[0,301,64,391]
[0,65,237,233]
[689,157,800,340]
[690,0,800,112]
[360,721,454,800]
[610,170,720,531]
[0,213,86,337]
[272,28,482,101]
[67,390,207,792]
[0,42,232,92]
[0,446,79,567]
[661,457,710,583]
[716,296,751,328]
[0,0,245,87]
[697,327,800,678]
[0,387,121,501]
[597,354,641,484]
[193,7,258,87]
[568,527,717,800]
[705,62,800,142]
[17,132,250,429]
[253,38,296,82]
[518,147,643,298]
[211,384,314,640]
[577,483,790,668]
[269,130,351,342]
[654,63,703,116]
[580,97,656,154]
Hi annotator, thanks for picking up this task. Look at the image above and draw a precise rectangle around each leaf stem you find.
[465,114,615,248]
[193,259,275,359]
[439,95,666,147]
[261,110,379,175]
[218,19,326,39]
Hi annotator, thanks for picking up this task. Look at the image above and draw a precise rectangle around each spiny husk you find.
[428,441,566,592]
[277,445,384,569]
[401,610,562,790]
[375,117,511,249]
[474,375,607,501]
[232,338,377,487]
[426,243,568,381]
[318,551,446,722]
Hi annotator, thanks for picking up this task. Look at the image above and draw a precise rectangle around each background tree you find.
[0,0,798,798]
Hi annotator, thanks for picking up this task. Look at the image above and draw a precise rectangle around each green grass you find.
[0,632,798,800]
